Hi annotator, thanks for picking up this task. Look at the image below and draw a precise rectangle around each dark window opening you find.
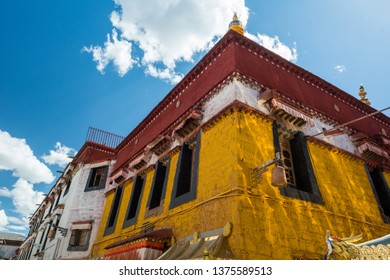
[64,179,72,196]
[41,221,52,251]
[149,161,169,210]
[123,176,145,228]
[47,200,54,215]
[273,122,323,204]
[104,186,123,236]
[85,166,108,191]
[51,219,60,241]
[68,229,91,251]
[170,132,201,209]
[368,167,390,222]
[92,169,104,186]
[175,143,194,197]
[37,226,46,251]
[26,238,35,259]
[54,189,62,208]
[289,132,316,193]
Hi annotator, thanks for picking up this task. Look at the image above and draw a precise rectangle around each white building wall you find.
[51,160,112,260]
[203,79,358,156]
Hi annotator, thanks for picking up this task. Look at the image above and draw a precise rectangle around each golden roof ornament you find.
[228,12,244,35]
[325,230,362,260]
[358,84,371,106]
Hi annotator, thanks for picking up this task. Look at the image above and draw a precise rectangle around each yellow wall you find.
[92,107,390,259]
[232,110,390,259]
[92,109,243,258]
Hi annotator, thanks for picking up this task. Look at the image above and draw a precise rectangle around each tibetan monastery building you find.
[91,16,390,260]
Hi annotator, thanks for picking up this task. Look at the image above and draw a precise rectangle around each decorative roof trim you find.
[271,98,316,127]
[111,26,390,174]
[356,141,389,159]
[115,32,236,154]
[233,31,390,128]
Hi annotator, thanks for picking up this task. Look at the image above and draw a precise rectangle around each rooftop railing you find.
[85,127,125,149]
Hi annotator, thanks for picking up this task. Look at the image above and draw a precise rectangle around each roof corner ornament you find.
[324,230,362,260]
[228,12,244,35]
[358,84,371,106]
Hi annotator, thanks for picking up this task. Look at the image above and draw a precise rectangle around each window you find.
[47,199,54,215]
[37,224,46,252]
[50,218,60,241]
[273,122,323,204]
[41,221,52,251]
[26,237,35,259]
[123,175,145,228]
[104,186,123,236]
[147,160,170,211]
[170,132,201,209]
[63,178,72,196]
[85,166,108,191]
[54,189,62,208]
[367,167,390,223]
[68,229,91,251]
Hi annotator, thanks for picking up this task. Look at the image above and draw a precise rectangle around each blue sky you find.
[0,0,389,235]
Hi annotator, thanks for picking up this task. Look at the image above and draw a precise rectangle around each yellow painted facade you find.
[93,109,242,258]
[92,107,390,259]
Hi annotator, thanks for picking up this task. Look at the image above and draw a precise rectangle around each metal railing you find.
[85,127,125,149]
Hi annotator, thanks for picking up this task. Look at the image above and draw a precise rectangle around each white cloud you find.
[5,179,45,217]
[0,210,8,231]
[0,130,55,184]
[245,33,298,62]
[0,187,12,198]
[0,179,45,226]
[7,216,27,226]
[335,65,346,73]
[0,205,31,233]
[83,29,136,76]
[84,0,252,83]
[42,142,77,168]
[6,225,28,232]
[145,64,183,84]
[6,216,29,232]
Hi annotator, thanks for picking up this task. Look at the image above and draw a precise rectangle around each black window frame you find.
[123,175,146,228]
[54,189,62,208]
[85,165,109,192]
[104,186,123,236]
[366,166,390,223]
[41,220,52,251]
[169,131,201,209]
[63,178,72,196]
[67,228,92,252]
[147,160,170,211]
[273,122,323,204]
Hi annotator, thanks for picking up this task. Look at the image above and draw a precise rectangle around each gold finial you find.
[358,84,371,106]
[228,12,244,35]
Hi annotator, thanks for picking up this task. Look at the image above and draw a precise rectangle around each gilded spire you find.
[358,84,371,106]
[228,12,244,35]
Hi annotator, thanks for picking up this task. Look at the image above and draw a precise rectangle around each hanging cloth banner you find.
[271,98,316,127]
